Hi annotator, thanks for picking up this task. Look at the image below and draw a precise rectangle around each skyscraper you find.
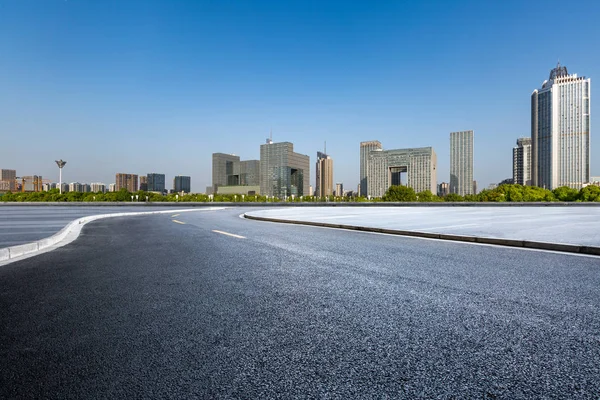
[450,130,474,196]
[260,140,310,198]
[359,141,382,197]
[147,173,166,193]
[531,63,591,190]
[0,169,16,191]
[513,137,532,186]
[115,173,138,192]
[173,176,191,193]
[212,153,260,194]
[315,151,333,198]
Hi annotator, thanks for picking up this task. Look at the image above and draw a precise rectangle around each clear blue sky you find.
[1,0,598,192]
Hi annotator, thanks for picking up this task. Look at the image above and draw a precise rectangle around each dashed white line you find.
[212,230,246,239]
[172,220,186,225]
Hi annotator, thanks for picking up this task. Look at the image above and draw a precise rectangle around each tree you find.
[579,185,600,202]
[444,193,464,202]
[553,186,579,202]
[383,185,417,202]
[416,190,438,202]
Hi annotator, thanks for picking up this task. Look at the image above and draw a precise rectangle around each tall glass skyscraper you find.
[513,137,532,186]
[450,130,474,196]
[259,140,310,198]
[531,63,591,190]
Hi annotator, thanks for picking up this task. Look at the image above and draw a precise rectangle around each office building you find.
[115,173,138,192]
[0,169,17,191]
[450,130,474,196]
[513,137,532,186]
[360,141,383,197]
[139,176,148,191]
[531,63,591,189]
[437,182,449,197]
[91,183,106,193]
[315,151,333,197]
[260,140,310,198]
[109,183,116,192]
[173,176,191,193]
[366,146,437,197]
[212,153,260,194]
[335,183,343,197]
[147,173,166,193]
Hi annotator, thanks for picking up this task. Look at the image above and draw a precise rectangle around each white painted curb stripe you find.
[0,208,225,264]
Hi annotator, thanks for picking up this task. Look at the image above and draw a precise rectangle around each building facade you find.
[366,147,437,197]
[0,169,17,191]
[173,176,191,193]
[437,182,449,197]
[139,176,148,191]
[90,183,106,193]
[315,151,333,198]
[450,130,474,196]
[212,153,260,193]
[147,173,166,193]
[359,141,383,197]
[531,63,591,190]
[335,183,343,197]
[513,137,532,186]
[115,173,138,192]
[260,140,310,198]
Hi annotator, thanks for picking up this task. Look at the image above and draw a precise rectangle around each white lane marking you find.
[171,214,180,217]
[212,230,246,239]
[172,220,186,225]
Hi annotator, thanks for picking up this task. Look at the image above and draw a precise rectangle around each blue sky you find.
[1,0,599,192]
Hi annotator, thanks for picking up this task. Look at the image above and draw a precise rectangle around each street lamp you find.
[55,160,67,194]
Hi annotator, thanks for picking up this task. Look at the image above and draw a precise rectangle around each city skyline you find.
[1,1,599,192]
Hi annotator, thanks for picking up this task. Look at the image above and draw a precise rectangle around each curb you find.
[243,214,600,257]
[0,208,225,264]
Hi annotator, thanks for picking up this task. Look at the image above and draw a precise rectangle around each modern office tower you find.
[0,169,17,191]
[335,183,343,197]
[450,130,474,196]
[315,151,333,197]
[147,173,166,193]
[513,137,532,186]
[115,173,138,192]
[212,153,260,194]
[260,140,310,198]
[531,63,591,189]
[173,176,191,193]
[360,141,383,197]
[437,182,449,197]
[139,176,148,191]
[366,147,437,197]
[109,183,116,192]
[91,183,106,193]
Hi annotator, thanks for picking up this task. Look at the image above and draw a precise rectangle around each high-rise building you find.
[360,141,383,197]
[0,169,17,191]
[450,130,474,196]
[69,182,83,193]
[366,146,437,197]
[115,173,138,192]
[437,182,449,197]
[139,176,148,191]
[147,173,166,193]
[173,176,191,193]
[260,140,310,198]
[335,183,343,197]
[315,151,333,197]
[513,137,532,186]
[90,183,106,193]
[22,175,43,192]
[60,183,69,193]
[109,183,116,192]
[531,63,591,190]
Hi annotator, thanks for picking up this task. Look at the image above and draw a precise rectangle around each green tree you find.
[444,193,464,202]
[383,185,417,202]
[553,186,579,202]
[579,185,600,202]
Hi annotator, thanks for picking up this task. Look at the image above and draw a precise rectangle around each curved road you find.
[1,208,599,398]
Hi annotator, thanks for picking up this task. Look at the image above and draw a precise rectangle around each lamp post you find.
[55,160,67,194]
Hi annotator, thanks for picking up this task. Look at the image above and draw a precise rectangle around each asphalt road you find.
[0,206,190,248]
[1,208,599,398]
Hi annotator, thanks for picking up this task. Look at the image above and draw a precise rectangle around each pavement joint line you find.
[0,207,227,266]
[212,230,246,239]
[243,213,600,257]
[172,219,186,224]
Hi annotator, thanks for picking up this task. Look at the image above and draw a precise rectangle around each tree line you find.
[1,184,600,202]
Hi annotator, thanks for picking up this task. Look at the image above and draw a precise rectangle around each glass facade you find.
[450,131,474,196]
[147,173,166,193]
[260,142,310,198]
[173,176,191,193]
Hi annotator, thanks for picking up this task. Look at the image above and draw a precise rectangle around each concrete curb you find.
[0,208,225,265]
[243,214,600,256]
